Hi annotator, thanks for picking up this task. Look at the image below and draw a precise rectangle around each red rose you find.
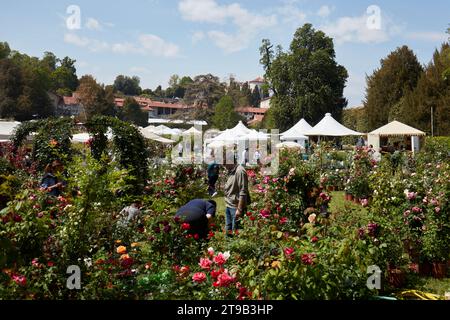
[12,274,27,287]
[181,223,190,230]
[311,236,319,243]
[210,269,222,279]
[13,214,22,222]
[194,234,199,240]
[47,261,55,267]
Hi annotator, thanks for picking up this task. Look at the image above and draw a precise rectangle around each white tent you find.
[368,120,426,154]
[148,125,182,136]
[281,118,311,141]
[0,121,21,141]
[306,113,362,136]
[72,128,114,143]
[182,126,202,136]
[139,127,175,144]
[276,141,303,149]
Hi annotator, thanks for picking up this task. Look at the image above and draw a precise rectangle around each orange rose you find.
[120,254,130,260]
[116,246,127,254]
[131,242,139,248]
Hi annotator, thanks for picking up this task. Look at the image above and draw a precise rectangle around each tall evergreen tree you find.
[364,45,423,131]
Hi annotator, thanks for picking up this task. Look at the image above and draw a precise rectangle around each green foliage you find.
[86,116,149,193]
[260,24,348,131]
[211,95,243,130]
[120,97,148,127]
[12,118,74,169]
[113,75,142,96]
[364,45,423,131]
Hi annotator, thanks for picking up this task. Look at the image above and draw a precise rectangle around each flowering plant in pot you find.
[421,221,449,279]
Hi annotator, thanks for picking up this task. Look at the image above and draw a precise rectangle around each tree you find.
[120,97,148,127]
[0,59,22,118]
[397,44,450,136]
[251,87,261,107]
[211,95,243,130]
[113,75,142,96]
[260,24,348,131]
[183,74,225,108]
[154,85,164,98]
[364,45,423,131]
[51,56,79,95]
[76,75,116,120]
[0,42,10,60]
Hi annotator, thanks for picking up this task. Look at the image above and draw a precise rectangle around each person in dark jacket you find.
[175,199,216,239]
[207,159,219,197]
[40,160,66,197]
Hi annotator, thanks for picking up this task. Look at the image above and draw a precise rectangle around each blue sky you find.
[0,0,448,107]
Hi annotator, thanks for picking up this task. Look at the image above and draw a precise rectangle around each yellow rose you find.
[271,261,281,269]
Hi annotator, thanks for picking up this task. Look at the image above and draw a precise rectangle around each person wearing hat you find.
[175,199,217,239]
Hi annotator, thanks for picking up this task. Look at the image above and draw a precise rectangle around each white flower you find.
[84,258,92,268]
[223,251,231,261]
[207,247,214,256]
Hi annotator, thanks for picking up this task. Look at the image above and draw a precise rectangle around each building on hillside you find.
[57,93,85,117]
[248,77,265,92]
[114,97,194,119]
[236,106,267,125]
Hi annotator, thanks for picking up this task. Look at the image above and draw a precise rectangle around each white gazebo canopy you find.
[72,131,114,143]
[281,118,311,141]
[368,120,426,154]
[306,113,362,136]
[369,120,426,136]
[0,120,21,141]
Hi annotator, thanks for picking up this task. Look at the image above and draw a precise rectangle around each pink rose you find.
[192,272,207,283]
[199,258,212,270]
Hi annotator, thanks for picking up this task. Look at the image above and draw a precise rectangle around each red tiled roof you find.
[114,97,192,110]
[236,107,267,114]
[63,96,79,105]
[249,77,264,83]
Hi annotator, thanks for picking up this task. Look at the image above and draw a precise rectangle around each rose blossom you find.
[207,247,215,256]
[192,272,207,283]
[259,209,270,219]
[213,270,235,287]
[199,258,212,270]
[308,214,316,224]
[311,236,319,243]
[279,217,288,224]
[284,247,294,257]
[213,252,230,265]
[181,223,191,230]
[301,253,316,265]
[12,274,27,287]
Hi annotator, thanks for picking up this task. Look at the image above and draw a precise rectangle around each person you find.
[40,160,66,197]
[178,143,183,158]
[223,162,249,236]
[207,159,219,197]
[253,148,261,166]
[175,199,216,239]
[368,144,375,157]
[241,147,249,166]
[117,201,142,228]
[372,148,382,163]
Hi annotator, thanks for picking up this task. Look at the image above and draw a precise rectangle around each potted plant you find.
[421,223,449,279]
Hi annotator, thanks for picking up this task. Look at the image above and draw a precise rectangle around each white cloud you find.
[64,33,180,57]
[320,13,402,44]
[277,3,306,25]
[64,33,109,52]
[179,0,277,53]
[86,18,102,30]
[192,31,205,44]
[406,32,448,42]
[317,5,332,18]
[139,34,180,57]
